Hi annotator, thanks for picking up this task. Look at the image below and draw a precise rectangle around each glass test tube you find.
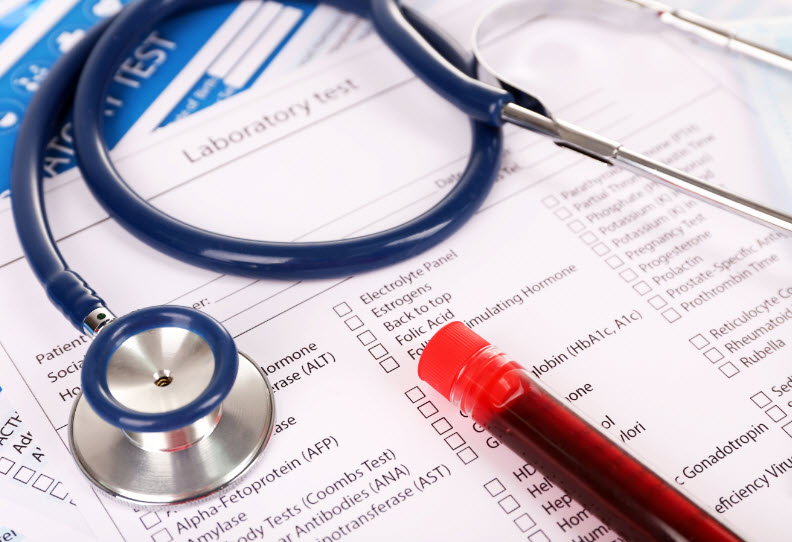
[418,322,743,542]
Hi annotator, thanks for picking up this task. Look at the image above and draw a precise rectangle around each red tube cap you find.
[418,322,490,400]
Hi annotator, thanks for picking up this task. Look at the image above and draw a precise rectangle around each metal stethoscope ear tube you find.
[10,0,502,506]
[470,0,792,234]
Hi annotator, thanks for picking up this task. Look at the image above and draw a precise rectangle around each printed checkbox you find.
[417,401,438,418]
[405,386,426,403]
[662,308,681,323]
[484,478,506,497]
[567,220,585,233]
[648,295,668,309]
[13,466,34,484]
[140,511,162,530]
[498,495,520,514]
[344,315,363,331]
[332,302,352,317]
[457,446,478,465]
[782,421,792,438]
[619,269,638,282]
[632,281,651,295]
[444,432,466,450]
[514,513,537,533]
[379,357,400,373]
[529,531,551,542]
[605,255,624,269]
[689,334,710,350]
[592,242,611,256]
[719,362,740,378]
[542,195,560,208]
[357,330,376,345]
[750,391,772,409]
[0,457,14,475]
[579,232,598,245]
[32,474,54,492]
[432,417,452,435]
[766,405,787,422]
[152,528,173,542]
[704,348,724,363]
[50,481,68,500]
[554,207,572,220]
[368,344,388,359]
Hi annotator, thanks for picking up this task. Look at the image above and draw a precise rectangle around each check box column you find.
[766,405,787,423]
[332,302,352,317]
[0,457,14,475]
[751,391,772,408]
[689,334,710,350]
[718,362,740,378]
[32,474,54,492]
[405,386,425,403]
[50,481,68,500]
[417,401,438,418]
[542,196,560,208]
[661,308,681,323]
[13,466,35,484]
[554,207,572,220]
[140,512,162,530]
[703,348,724,363]
[484,478,505,497]
[647,295,667,309]
[632,281,652,295]
[344,315,363,330]
[605,255,624,268]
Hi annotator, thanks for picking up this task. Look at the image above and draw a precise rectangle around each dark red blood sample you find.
[418,322,743,542]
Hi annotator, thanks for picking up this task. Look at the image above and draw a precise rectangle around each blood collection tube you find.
[418,322,743,542]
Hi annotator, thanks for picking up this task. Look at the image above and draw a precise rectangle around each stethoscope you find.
[9,0,792,507]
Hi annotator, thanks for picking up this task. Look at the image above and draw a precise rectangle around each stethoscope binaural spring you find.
[467,0,792,233]
[10,0,792,507]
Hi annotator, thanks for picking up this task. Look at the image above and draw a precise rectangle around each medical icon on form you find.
[92,0,122,18]
[55,29,86,53]
[0,100,22,133]
[12,63,48,94]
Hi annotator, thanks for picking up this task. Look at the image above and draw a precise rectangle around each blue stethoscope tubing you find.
[10,0,512,441]
[12,0,510,334]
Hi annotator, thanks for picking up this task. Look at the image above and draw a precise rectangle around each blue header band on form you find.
[0,1,323,197]
[158,1,315,127]
[0,0,136,198]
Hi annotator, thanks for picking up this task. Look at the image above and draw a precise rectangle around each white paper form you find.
[0,344,105,540]
[1,2,792,540]
[116,0,455,146]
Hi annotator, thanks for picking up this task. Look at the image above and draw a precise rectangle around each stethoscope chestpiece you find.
[68,305,274,506]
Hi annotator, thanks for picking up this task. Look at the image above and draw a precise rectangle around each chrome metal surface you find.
[626,0,792,71]
[83,307,116,336]
[124,406,222,452]
[472,0,659,100]
[490,0,792,234]
[501,103,620,160]
[501,102,792,234]
[475,0,792,77]
[105,327,215,414]
[500,103,559,138]
[69,352,274,506]
[613,149,792,235]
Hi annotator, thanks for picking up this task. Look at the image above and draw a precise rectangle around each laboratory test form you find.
[1,1,792,540]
